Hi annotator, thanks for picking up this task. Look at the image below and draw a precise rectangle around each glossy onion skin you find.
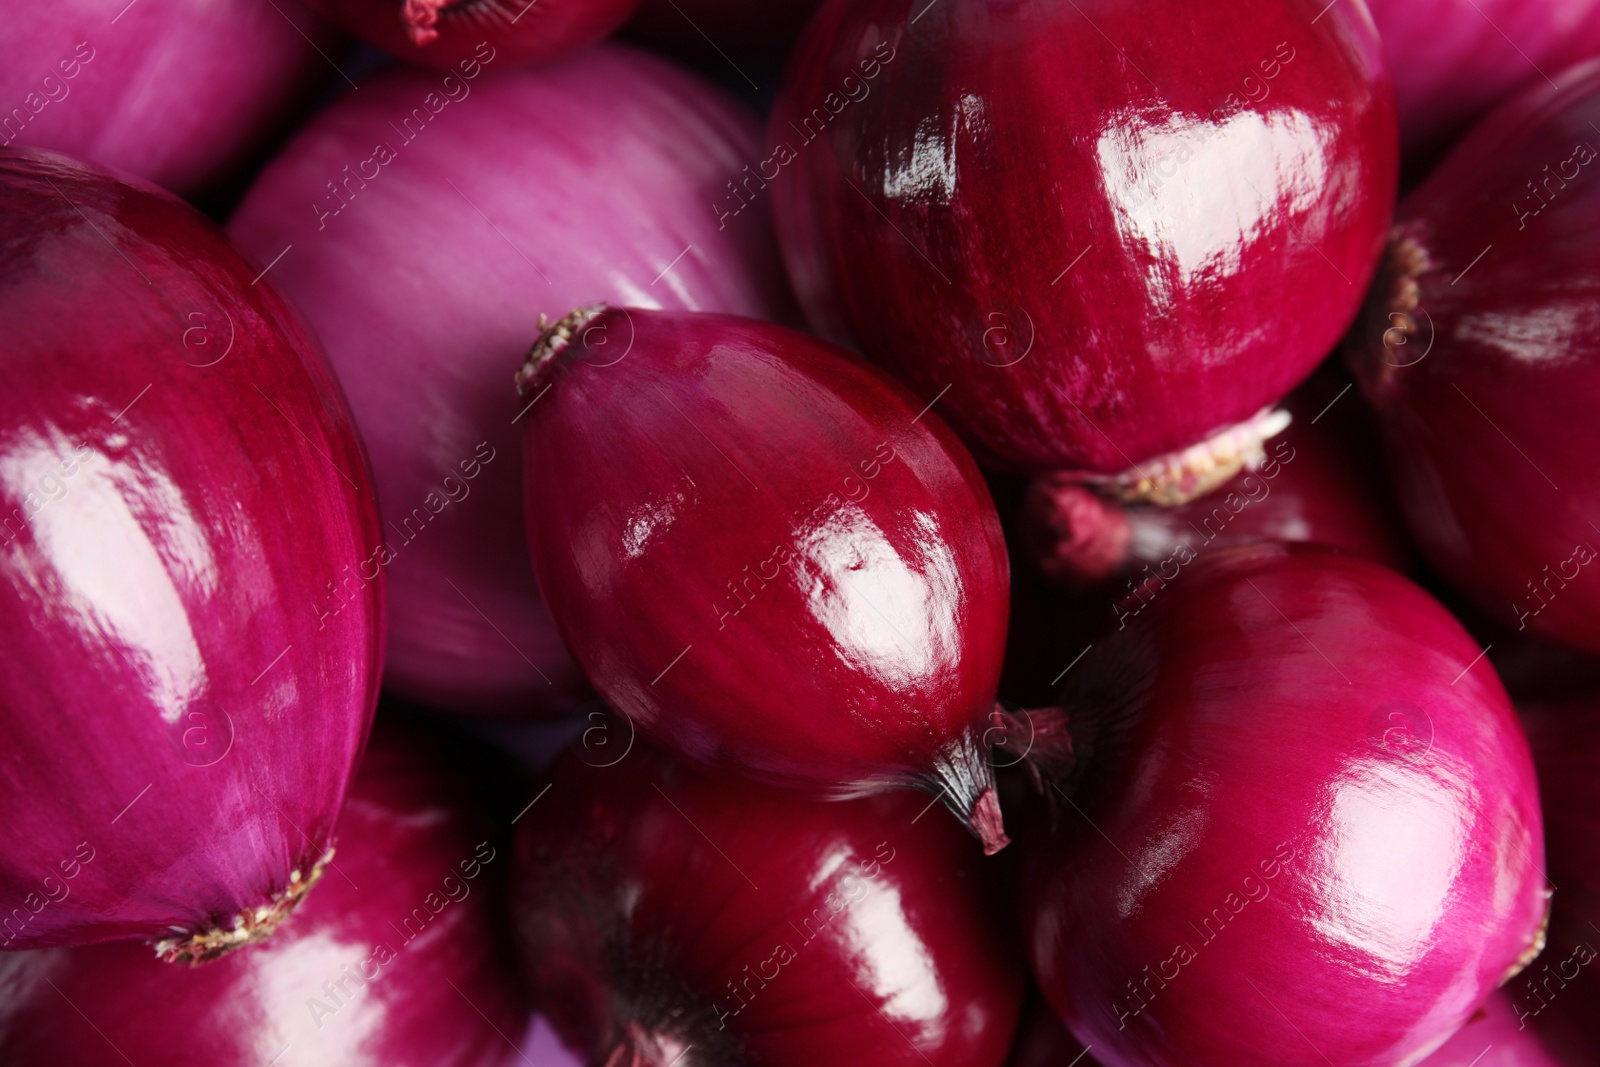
[0,149,384,952]
[1022,369,1409,588]
[513,746,1025,1067]
[1024,544,1547,1067]
[0,721,525,1067]
[769,0,1398,475]
[230,47,794,716]
[0,0,336,196]
[1365,0,1600,169]
[1347,59,1600,655]
[520,307,1011,817]
[1412,991,1572,1067]
[307,0,642,70]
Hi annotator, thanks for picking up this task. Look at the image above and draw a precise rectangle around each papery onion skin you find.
[229,46,794,716]
[1021,369,1409,589]
[1365,0,1600,171]
[1346,58,1600,655]
[770,0,1398,477]
[517,306,1012,848]
[513,745,1025,1067]
[0,149,384,956]
[0,719,525,1066]
[0,0,337,196]
[1023,544,1547,1067]
[306,0,642,70]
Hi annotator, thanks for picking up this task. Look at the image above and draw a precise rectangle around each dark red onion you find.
[1021,368,1409,588]
[769,0,1397,489]
[0,719,525,1066]
[229,46,794,716]
[513,744,1025,1067]
[0,0,337,196]
[1346,59,1600,655]
[1024,543,1548,1067]
[306,0,641,70]
[1365,0,1600,170]
[516,306,1015,850]
[0,149,384,959]
[1005,996,1098,1067]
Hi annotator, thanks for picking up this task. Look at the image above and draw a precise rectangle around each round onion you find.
[0,149,384,959]
[0,719,525,1066]
[516,305,1014,851]
[769,0,1397,490]
[0,0,338,196]
[228,45,794,716]
[1020,368,1409,589]
[305,0,642,70]
[513,744,1025,1067]
[1365,0,1600,169]
[1023,543,1548,1067]
[1346,58,1600,655]
[1411,990,1585,1067]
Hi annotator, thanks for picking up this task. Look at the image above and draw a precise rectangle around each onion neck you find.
[401,0,471,46]
[989,703,1075,794]
[153,849,331,964]
[1085,406,1292,507]
[516,303,607,397]
[1021,477,1131,587]
[926,731,1009,854]
[1345,228,1431,406]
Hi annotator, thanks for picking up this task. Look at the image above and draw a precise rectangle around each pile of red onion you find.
[6,3,1600,1065]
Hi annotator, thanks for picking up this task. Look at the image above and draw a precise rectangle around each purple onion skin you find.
[1348,59,1600,656]
[519,307,1012,844]
[0,149,384,955]
[0,720,525,1066]
[513,745,1025,1067]
[1413,991,1574,1067]
[307,0,641,70]
[1366,0,1600,170]
[229,46,794,717]
[1024,544,1547,1067]
[0,0,337,196]
[770,0,1398,475]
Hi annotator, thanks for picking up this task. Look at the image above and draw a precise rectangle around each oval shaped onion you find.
[0,719,525,1066]
[307,0,641,70]
[0,149,384,959]
[517,306,1013,850]
[770,0,1397,487]
[229,45,794,716]
[513,744,1025,1067]
[1024,543,1548,1067]
[1365,0,1600,168]
[1346,59,1600,655]
[0,0,337,196]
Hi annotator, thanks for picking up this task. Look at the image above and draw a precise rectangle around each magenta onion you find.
[1347,59,1600,655]
[1024,543,1548,1067]
[513,744,1025,1067]
[0,719,525,1065]
[0,0,337,196]
[517,306,1016,850]
[1020,368,1408,589]
[0,149,383,959]
[1365,0,1600,170]
[1411,991,1577,1067]
[624,0,821,64]
[229,46,794,716]
[769,0,1397,489]
[306,0,642,70]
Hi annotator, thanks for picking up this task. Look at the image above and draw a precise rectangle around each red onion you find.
[1024,543,1548,1067]
[229,46,793,716]
[0,149,384,959]
[1346,59,1600,655]
[1020,368,1409,588]
[516,306,1016,850]
[1411,990,1584,1067]
[0,0,337,196]
[624,0,821,65]
[1365,0,1600,170]
[769,0,1398,491]
[513,744,1025,1067]
[306,0,641,70]
[0,719,525,1065]
[1006,997,1098,1067]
